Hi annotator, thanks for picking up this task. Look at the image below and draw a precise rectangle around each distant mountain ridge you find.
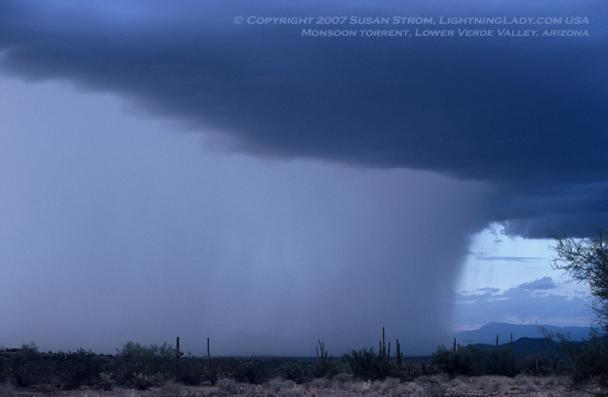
[455,322,592,345]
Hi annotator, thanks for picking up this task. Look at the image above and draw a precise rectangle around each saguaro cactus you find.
[176,336,183,359]
[382,327,386,358]
[378,326,389,361]
[175,336,184,377]
[396,338,403,365]
[316,339,328,363]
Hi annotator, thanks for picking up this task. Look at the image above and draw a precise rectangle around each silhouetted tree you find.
[554,234,608,331]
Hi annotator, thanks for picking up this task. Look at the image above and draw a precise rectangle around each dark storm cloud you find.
[0,0,607,237]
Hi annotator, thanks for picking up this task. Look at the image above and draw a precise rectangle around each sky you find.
[0,0,606,355]
[455,225,593,331]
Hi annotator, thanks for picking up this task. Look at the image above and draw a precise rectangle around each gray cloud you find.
[0,0,607,238]
[477,287,501,293]
[518,277,556,290]
[475,255,544,263]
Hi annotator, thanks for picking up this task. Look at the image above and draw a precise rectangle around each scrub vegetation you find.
[0,331,607,395]
[1,236,607,395]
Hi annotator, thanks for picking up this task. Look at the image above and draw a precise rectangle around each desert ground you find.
[2,375,605,397]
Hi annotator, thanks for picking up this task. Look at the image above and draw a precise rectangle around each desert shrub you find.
[570,336,608,384]
[343,348,390,381]
[97,372,114,391]
[203,360,219,385]
[432,345,477,376]
[132,372,154,390]
[312,359,330,378]
[176,358,204,385]
[279,362,312,384]
[312,359,347,379]
[4,346,103,389]
[485,347,519,376]
[53,349,103,389]
[229,360,271,384]
[431,345,518,377]
[522,354,561,376]
[389,362,420,381]
[9,344,51,387]
[112,342,175,386]
[0,356,5,384]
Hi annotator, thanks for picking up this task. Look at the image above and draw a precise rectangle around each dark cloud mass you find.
[0,0,607,237]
